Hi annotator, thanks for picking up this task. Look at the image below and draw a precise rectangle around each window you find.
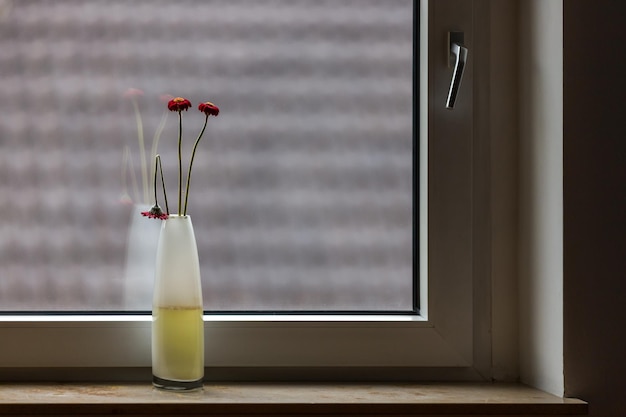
[0,0,491,380]
[0,0,413,314]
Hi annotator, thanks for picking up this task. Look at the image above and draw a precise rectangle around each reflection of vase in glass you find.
[123,204,161,310]
[152,215,204,390]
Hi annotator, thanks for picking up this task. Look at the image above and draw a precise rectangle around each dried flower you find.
[141,155,170,221]
[141,204,168,220]
[198,101,220,117]
[168,97,192,112]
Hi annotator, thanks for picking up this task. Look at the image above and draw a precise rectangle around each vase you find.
[123,204,161,310]
[152,215,204,390]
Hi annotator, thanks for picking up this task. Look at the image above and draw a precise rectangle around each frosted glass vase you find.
[152,215,204,390]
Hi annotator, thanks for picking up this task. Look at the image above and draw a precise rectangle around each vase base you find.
[152,375,203,391]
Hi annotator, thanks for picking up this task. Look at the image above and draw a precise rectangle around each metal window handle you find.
[446,34,468,109]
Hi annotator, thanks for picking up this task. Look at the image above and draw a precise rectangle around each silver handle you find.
[445,39,468,109]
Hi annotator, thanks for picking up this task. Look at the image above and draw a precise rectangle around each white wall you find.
[518,0,564,396]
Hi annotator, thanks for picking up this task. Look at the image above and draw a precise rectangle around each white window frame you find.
[0,0,497,381]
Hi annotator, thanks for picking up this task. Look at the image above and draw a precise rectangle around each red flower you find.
[168,97,192,112]
[141,204,168,220]
[198,101,219,117]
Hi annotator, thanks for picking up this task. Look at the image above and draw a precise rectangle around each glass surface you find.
[0,0,414,312]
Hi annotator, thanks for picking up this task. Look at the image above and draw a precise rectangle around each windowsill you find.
[0,382,587,416]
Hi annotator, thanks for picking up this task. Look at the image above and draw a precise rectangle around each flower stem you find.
[156,154,169,214]
[177,110,183,215]
[183,114,209,216]
[152,155,159,206]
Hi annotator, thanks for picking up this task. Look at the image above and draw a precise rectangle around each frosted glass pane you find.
[0,0,414,312]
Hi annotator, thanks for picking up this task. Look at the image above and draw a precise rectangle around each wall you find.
[563,1,626,416]
[518,0,564,397]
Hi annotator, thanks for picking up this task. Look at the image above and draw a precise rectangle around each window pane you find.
[0,0,414,312]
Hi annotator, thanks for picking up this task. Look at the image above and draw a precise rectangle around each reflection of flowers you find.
[142,96,220,219]
[121,88,170,205]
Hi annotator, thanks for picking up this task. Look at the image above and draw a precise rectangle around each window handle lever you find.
[445,32,468,109]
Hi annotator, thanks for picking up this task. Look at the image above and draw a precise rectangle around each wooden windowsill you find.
[0,382,587,416]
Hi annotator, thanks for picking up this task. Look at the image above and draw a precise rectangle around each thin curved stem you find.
[183,114,209,216]
[152,155,159,205]
[177,111,183,215]
[156,154,169,214]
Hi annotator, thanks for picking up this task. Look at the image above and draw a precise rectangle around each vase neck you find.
[166,214,191,220]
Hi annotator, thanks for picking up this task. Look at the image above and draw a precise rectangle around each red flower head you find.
[141,204,168,220]
[168,97,192,112]
[198,101,220,117]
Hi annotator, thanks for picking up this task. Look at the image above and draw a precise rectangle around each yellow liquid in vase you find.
[152,306,204,382]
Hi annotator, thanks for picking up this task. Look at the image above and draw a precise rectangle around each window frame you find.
[0,0,495,381]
